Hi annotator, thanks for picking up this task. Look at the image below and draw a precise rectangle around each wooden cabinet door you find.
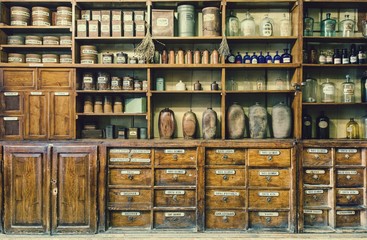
[0,68,36,90]
[24,91,48,140]
[38,68,74,90]
[3,145,50,234]
[49,92,75,140]
[51,145,98,234]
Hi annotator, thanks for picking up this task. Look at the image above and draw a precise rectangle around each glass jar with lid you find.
[240,11,256,36]
[302,77,317,103]
[320,78,335,103]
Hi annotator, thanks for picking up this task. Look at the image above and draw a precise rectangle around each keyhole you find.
[346,175,352,180]
[222,197,228,203]
[267,156,273,161]
[312,195,319,201]
[128,216,135,222]
[265,217,271,223]
[223,216,229,223]
[312,174,319,180]
[346,195,352,201]
[266,197,272,203]
[222,155,228,160]
[172,154,178,160]
[223,175,229,180]
[172,195,178,202]
[128,175,134,180]
[314,154,320,160]
[127,197,133,202]
[173,175,178,181]
[345,154,350,159]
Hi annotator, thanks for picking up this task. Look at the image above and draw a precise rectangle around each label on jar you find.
[11,21,27,26]
[157,18,169,27]
[214,191,240,196]
[112,15,121,21]
[57,10,72,16]
[101,25,110,32]
[131,149,151,154]
[124,15,133,21]
[305,190,324,194]
[215,211,235,217]
[120,192,139,196]
[350,56,357,63]
[283,57,291,63]
[258,192,279,197]
[26,39,42,45]
[60,39,72,45]
[337,149,358,153]
[120,170,141,175]
[116,56,127,63]
[305,170,325,174]
[124,25,133,31]
[337,170,357,175]
[258,212,279,217]
[3,117,18,121]
[259,150,280,156]
[129,130,137,136]
[203,13,215,22]
[318,120,327,128]
[43,58,57,63]
[97,77,107,83]
[82,49,97,55]
[33,21,50,26]
[307,148,328,154]
[130,158,151,163]
[274,59,280,64]
[323,85,334,94]
[78,24,87,32]
[60,58,72,63]
[135,15,144,21]
[164,149,185,154]
[110,149,130,153]
[304,210,322,214]
[112,25,121,31]
[102,56,112,63]
[57,20,72,26]
[81,59,95,64]
[215,170,235,175]
[319,55,326,63]
[136,24,145,32]
[259,171,279,176]
[110,158,129,162]
[165,212,185,217]
[44,40,59,45]
[215,149,235,154]
[165,190,185,195]
[111,80,120,86]
[90,24,98,32]
[101,15,110,21]
[8,39,22,44]
[83,77,94,84]
[338,190,359,195]
[54,92,69,96]
[166,169,185,174]
[8,57,23,62]
[33,10,49,17]
[337,211,355,215]
[121,212,140,216]
[343,85,354,94]
[11,10,30,17]
[304,120,311,126]
[4,92,19,96]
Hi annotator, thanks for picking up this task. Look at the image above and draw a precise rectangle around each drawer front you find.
[205,210,246,230]
[303,169,331,185]
[108,189,151,209]
[38,68,73,89]
[336,210,361,228]
[249,211,288,229]
[336,169,364,187]
[248,169,290,188]
[109,169,151,186]
[335,148,361,166]
[155,148,196,165]
[153,211,196,229]
[303,148,332,166]
[336,188,363,206]
[1,68,36,89]
[303,209,329,228]
[248,149,290,167]
[205,168,245,187]
[155,169,196,186]
[110,211,151,228]
[154,189,196,207]
[109,148,152,165]
[205,148,246,165]
[206,189,246,208]
[303,189,329,207]
[0,116,23,140]
[0,92,23,114]
[248,190,289,209]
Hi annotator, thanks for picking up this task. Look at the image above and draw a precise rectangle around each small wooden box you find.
[151,9,174,37]
[123,11,133,22]
[101,10,111,21]
[123,21,134,37]
[135,20,145,37]
[128,127,139,139]
[112,20,122,37]
[112,10,122,21]
[100,20,111,37]
[81,129,103,139]
[88,20,100,37]
[77,19,88,37]
[91,10,101,21]
[81,10,91,20]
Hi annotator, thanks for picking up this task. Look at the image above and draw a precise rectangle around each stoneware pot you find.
[226,102,245,139]
[249,102,267,139]
[182,110,197,139]
[202,108,217,139]
[272,101,292,138]
[158,108,175,139]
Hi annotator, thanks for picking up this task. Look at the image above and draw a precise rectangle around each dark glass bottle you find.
[349,44,358,64]
[265,52,272,63]
[361,71,367,102]
[332,49,341,64]
[251,52,258,64]
[235,52,242,63]
[281,48,292,63]
[226,50,236,63]
[358,45,366,64]
[258,51,266,63]
[273,50,281,63]
[302,111,312,139]
[341,48,349,64]
[243,52,251,64]
[316,111,330,139]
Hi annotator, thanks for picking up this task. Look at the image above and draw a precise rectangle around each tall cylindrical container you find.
[249,102,267,139]
[158,108,175,139]
[202,7,220,36]
[178,5,195,37]
[226,102,245,139]
[182,110,197,139]
[272,102,292,138]
[202,108,217,139]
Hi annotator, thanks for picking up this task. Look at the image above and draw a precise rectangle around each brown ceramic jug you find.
[158,108,175,139]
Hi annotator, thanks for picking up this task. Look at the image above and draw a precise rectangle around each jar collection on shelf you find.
[226,49,292,64]
[82,72,147,91]
[83,95,123,113]
[7,53,71,64]
[304,44,366,64]
[7,35,72,45]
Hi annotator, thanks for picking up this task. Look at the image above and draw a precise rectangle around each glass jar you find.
[346,118,359,139]
[302,77,317,103]
[320,13,336,37]
[303,11,314,36]
[342,74,355,103]
[320,78,335,103]
[339,14,355,37]
[226,10,240,36]
[260,14,273,37]
[280,13,291,36]
[97,72,111,90]
[362,17,367,38]
[361,112,367,138]
[240,11,256,36]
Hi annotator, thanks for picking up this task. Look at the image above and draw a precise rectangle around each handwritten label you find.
[166,169,185,174]
[165,190,185,195]
[259,150,280,156]
[339,190,359,195]
[131,149,151,154]
[215,170,235,175]
[258,212,279,217]
[110,158,129,162]
[130,158,151,163]
[307,148,328,154]
[110,149,130,154]
[304,210,323,214]
[337,170,357,175]
[259,171,279,176]
[306,170,326,174]
[337,149,358,153]
[337,211,355,215]
[30,92,42,95]
[120,192,139,196]
[214,191,240,196]
[215,211,235,217]
[3,117,18,121]
[164,149,185,154]
[120,170,141,175]
[121,212,140,216]
[55,92,69,96]
[4,92,19,96]
[305,190,324,194]
[215,149,235,154]
[165,212,184,217]
[258,192,279,197]
[29,63,44,67]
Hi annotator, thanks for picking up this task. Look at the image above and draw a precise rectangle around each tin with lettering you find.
[43,36,59,45]
[11,6,30,26]
[82,72,95,90]
[60,36,72,45]
[42,54,59,63]
[60,54,72,64]
[26,53,41,63]
[25,35,42,45]
[129,57,137,64]
[97,72,111,90]
[142,80,148,90]
[177,5,196,37]
[7,35,24,45]
[8,53,25,63]
[116,52,128,64]
[202,7,220,36]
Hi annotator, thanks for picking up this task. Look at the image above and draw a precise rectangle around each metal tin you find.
[156,77,165,90]
[102,52,113,64]
[81,55,97,64]
[32,17,51,26]
[134,80,142,90]
[140,127,147,139]
[202,49,209,64]
[142,80,148,90]
[123,76,134,90]
[25,53,42,63]
[116,52,128,64]
[111,76,122,90]
[80,45,98,55]
[32,6,50,17]
[11,6,30,26]
[11,16,29,26]
[177,49,184,64]
[25,35,42,45]
[43,36,59,45]
[177,5,195,37]
[82,72,96,90]
[60,36,72,45]
[42,54,59,63]
[60,54,72,64]
[202,7,220,36]
[97,72,111,90]
[8,53,25,63]
[7,35,24,45]
[57,6,72,17]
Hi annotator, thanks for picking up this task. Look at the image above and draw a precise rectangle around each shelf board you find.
[303,64,367,68]
[0,45,72,50]
[0,63,75,67]
[226,63,300,68]
[74,63,150,69]
[1,0,71,2]
[150,90,221,94]
[303,102,367,106]
[226,0,297,8]
[75,37,144,44]
[303,36,367,43]
[0,26,72,34]
[76,90,147,94]
[77,113,147,116]
[227,36,298,43]
[75,0,147,8]
[303,0,367,8]
[226,90,295,94]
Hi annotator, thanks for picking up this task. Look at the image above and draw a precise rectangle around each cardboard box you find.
[91,10,101,21]
[151,9,174,37]
[100,20,110,37]
[77,19,88,37]
[135,20,145,37]
[81,10,91,21]
[123,21,134,37]
[134,10,145,21]
[112,20,122,37]
[128,127,139,139]
[101,10,110,21]
[123,11,133,22]
[88,20,100,37]
[112,10,122,21]
[124,97,146,113]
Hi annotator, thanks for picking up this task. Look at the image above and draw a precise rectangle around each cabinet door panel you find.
[38,68,74,90]
[24,92,48,140]
[0,92,23,114]
[3,145,50,234]
[0,68,36,90]
[49,92,75,139]
[0,117,23,140]
[51,145,97,234]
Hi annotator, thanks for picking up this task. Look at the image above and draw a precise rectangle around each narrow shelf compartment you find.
[303,64,367,68]
[77,113,147,116]
[75,37,144,44]
[0,44,72,49]
[0,26,72,34]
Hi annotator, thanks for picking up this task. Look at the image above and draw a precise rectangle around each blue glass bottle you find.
[281,49,292,63]
[235,52,242,63]
[243,52,251,64]
[258,51,266,63]
[273,50,281,64]
[265,52,272,63]
[251,52,258,64]
[226,50,236,63]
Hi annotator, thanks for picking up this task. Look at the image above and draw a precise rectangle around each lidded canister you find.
[82,72,95,90]
[81,55,97,64]
[210,49,219,64]
[96,72,111,90]
[32,6,50,26]
[56,6,72,26]
[43,36,59,45]
[60,54,72,64]
[116,52,128,64]
[177,49,184,64]
[25,35,42,45]
[202,49,209,64]
[202,7,220,36]
[185,50,193,64]
[194,49,201,64]
[7,35,24,45]
[60,35,72,45]
[113,96,123,113]
[25,53,42,63]
[80,45,98,64]
[177,5,195,37]
[8,53,25,63]
[10,6,30,26]
[83,96,94,113]
[111,76,122,90]
[42,54,59,63]
[122,76,134,90]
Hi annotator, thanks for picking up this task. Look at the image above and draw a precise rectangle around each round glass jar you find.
[97,72,111,90]
[8,53,25,63]
[7,35,24,45]
[42,54,59,63]
[111,76,122,90]
[102,52,113,64]
[122,76,134,90]
[82,72,95,90]
[25,53,42,63]
[134,80,142,90]
[25,35,42,45]
[43,36,59,45]
[116,52,128,64]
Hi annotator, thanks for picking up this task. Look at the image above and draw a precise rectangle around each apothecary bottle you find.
[251,52,258,64]
[280,13,291,36]
[243,52,251,64]
[326,50,333,64]
[358,46,366,64]
[272,102,292,138]
[362,16,367,38]
[342,74,355,103]
[235,52,242,63]
[316,111,329,139]
[349,44,358,64]
[302,112,312,139]
[226,50,235,63]
[258,51,265,63]
[318,50,326,64]
[321,78,335,103]
[281,49,292,63]
[321,13,336,37]
[339,14,355,37]
[346,118,359,139]
[361,71,367,102]
[361,112,367,138]
[241,11,256,36]
[341,48,349,64]
[302,77,317,103]
[273,50,281,63]
[226,10,240,36]
[303,11,314,36]
[260,14,273,37]
[333,49,341,64]
[265,52,272,63]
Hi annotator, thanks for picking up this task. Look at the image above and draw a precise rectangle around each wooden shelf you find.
[302,64,367,68]
[0,26,72,33]
[77,113,147,116]
[303,102,367,106]
[150,90,221,94]
[227,36,298,43]
[226,90,295,94]
[303,36,367,43]
[0,44,72,50]
[226,0,297,8]
[0,63,75,67]
[76,90,147,93]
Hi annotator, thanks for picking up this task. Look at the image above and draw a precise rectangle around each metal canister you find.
[43,36,59,45]
[202,49,209,64]
[111,76,122,90]
[81,45,97,55]
[82,72,95,90]
[60,54,72,64]
[32,6,50,26]
[56,7,72,26]
[194,49,201,64]
[7,35,24,45]
[32,16,51,26]
[140,127,147,139]
[8,53,25,63]
[60,36,72,45]
[25,35,42,45]
[80,55,97,64]
[42,54,59,63]
[97,72,111,90]
[177,5,195,37]
[116,52,128,64]
[202,7,220,36]
[142,80,148,91]
[122,76,134,90]
[102,52,113,64]
[25,53,42,63]
[177,49,184,64]
[81,45,98,64]
[185,50,193,64]
[168,50,175,64]
[10,6,30,26]
[210,49,219,64]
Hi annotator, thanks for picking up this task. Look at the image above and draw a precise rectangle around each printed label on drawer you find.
[3,117,18,121]
[164,149,185,154]
[110,158,129,162]
[306,170,325,174]
[121,212,140,216]
[307,148,328,154]
[337,149,358,153]
[258,192,279,197]
[215,170,235,175]
[215,211,235,217]
[304,210,323,214]
[259,150,280,155]
[165,212,185,217]
[165,190,185,195]
[215,149,235,154]
[31,92,42,95]
[305,190,324,194]
[110,149,130,153]
[339,190,359,195]
[120,192,139,196]
[4,92,19,96]
[337,211,355,215]
[54,92,69,96]
[120,170,141,175]
[131,149,151,154]
[258,212,279,217]
[166,169,185,174]
[259,171,279,176]
[130,158,151,163]
[214,191,240,196]
[29,63,44,67]
[337,170,357,175]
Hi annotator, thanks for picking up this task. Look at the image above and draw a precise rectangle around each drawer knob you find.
[312,195,319,201]
[222,155,228,160]
[127,196,133,202]
[267,156,273,161]
[127,216,135,222]
[266,197,272,203]
[172,195,178,202]
[223,175,229,181]
[310,215,316,224]
[266,176,272,182]
[265,217,272,224]
[346,195,352,201]
[173,174,178,181]
[222,216,229,223]
[222,197,228,202]
[172,154,178,160]
[346,175,352,180]
[314,154,320,160]
[344,154,350,159]
[312,174,319,180]
[128,175,134,180]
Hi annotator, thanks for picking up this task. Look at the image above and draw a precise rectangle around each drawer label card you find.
[131,149,151,154]
[259,171,279,176]
[121,212,141,216]
[304,210,323,214]
[214,191,240,196]
[165,212,185,217]
[120,192,140,196]
[259,150,280,156]
[305,190,324,194]
[4,92,19,96]
[3,117,18,121]
[339,190,359,195]
[306,170,325,174]
[215,149,235,154]
[29,63,44,67]
[55,92,70,96]
[337,211,355,215]
[337,149,358,153]
[337,170,357,175]
[110,149,130,154]
[130,158,151,163]
[215,170,235,175]
[215,211,235,217]
[165,190,185,195]
[30,92,42,95]
[258,212,279,217]
[307,148,328,154]
[166,169,186,174]
[110,158,130,162]
[258,192,279,197]
[164,149,185,154]
[120,170,141,175]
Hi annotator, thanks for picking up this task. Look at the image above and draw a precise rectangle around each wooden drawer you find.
[336,210,361,228]
[336,169,364,187]
[303,148,332,166]
[153,211,196,229]
[154,189,196,207]
[303,189,330,207]
[248,190,289,209]
[206,189,246,209]
[108,189,151,209]
[336,148,362,166]
[109,148,151,165]
[38,68,74,89]
[205,148,246,165]
[109,169,151,186]
[205,168,245,187]
[336,188,364,206]
[249,211,289,229]
[205,210,246,230]
[0,116,23,140]
[303,209,329,228]
[0,92,23,114]
[303,169,331,185]
[248,169,290,188]
[248,149,290,167]
[109,210,151,229]
[154,148,196,166]
[155,169,196,186]
[0,68,36,90]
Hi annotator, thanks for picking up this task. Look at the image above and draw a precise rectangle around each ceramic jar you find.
[182,110,197,139]
[158,108,175,139]
[202,108,217,139]
[272,101,292,138]
[176,80,186,90]
[226,102,245,139]
[249,102,267,139]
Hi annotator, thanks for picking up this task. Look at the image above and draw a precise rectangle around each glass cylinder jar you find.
[226,10,240,37]
[302,77,317,103]
[321,78,335,103]
[346,118,359,139]
[240,11,256,36]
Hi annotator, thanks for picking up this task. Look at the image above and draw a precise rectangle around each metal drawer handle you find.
[222,155,228,160]
[128,175,134,180]
[127,197,133,202]
[222,216,229,223]
[223,175,229,180]
[266,176,272,182]
[172,195,178,202]
[346,195,352,201]
[312,174,319,180]
[267,156,273,161]
[172,154,178,160]
[266,197,272,203]
[314,154,320,160]
[128,216,135,222]
[173,174,178,181]
[222,197,228,202]
[265,217,271,224]
[345,154,350,159]
[312,195,319,201]
[310,215,316,225]
[346,175,352,180]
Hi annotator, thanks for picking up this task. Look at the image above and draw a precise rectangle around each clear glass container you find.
[326,50,333,64]
[274,76,285,90]
[361,112,367,138]
[319,50,326,64]
[303,11,314,36]
[339,14,355,37]
[342,74,355,103]
[321,78,335,103]
[226,10,240,37]
[240,11,256,36]
[346,118,359,139]
[260,14,273,37]
[280,13,291,36]
[302,77,317,103]
[362,17,367,38]
[320,13,336,37]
